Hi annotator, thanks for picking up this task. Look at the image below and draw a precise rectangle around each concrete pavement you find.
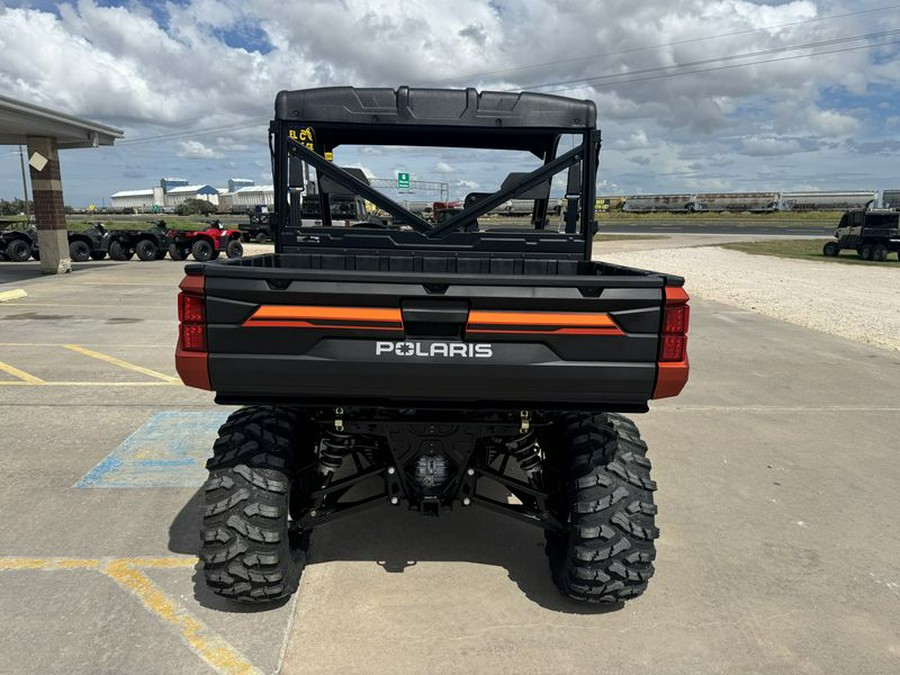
[0,251,898,674]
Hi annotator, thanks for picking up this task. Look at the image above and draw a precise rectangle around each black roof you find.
[274,86,597,154]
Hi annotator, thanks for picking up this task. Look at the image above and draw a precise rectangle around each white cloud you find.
[177,140,224,159]
[0,0,897,204]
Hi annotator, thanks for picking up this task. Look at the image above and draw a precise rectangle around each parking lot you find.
[1,243,899,674]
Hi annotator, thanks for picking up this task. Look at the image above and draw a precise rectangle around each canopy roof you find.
[0,94,123,148]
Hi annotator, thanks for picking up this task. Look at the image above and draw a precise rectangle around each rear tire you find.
[69,240,91,262]
[544,413,658,604]
[872,245,887,262]
[135,238,159,261]
[822,241,839,257]
[168,244,189,261]
[4,239,32,263]
[108,241,134,261]
[226,240,244,258]
[201,406,308,603]
[192,239,214,262]
[859,244,873,260]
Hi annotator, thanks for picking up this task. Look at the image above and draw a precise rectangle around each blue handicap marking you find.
[76,411,233,488]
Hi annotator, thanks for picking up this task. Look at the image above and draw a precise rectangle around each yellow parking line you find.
[0,360,46,384]
[103,560,262,675]
[0,556,263,675]
[0,289,27,302]
[63,345,181,383]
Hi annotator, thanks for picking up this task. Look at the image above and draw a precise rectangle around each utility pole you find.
[18,145,31,224]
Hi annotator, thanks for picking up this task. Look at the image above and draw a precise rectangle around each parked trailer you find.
[623,194,696,213]
[780,190,877,212]
[695,192,779,212]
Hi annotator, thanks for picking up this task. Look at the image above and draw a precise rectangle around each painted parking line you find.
[63,344,181,383]
[76,411,231,488]
[0,360,45,384]
[0,556,262,675]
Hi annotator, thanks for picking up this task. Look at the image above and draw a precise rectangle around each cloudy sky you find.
[0,0,898,205]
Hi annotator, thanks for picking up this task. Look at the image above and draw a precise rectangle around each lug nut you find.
[466,468,475,476]
[387,466,396,475]
[390,496,399,505]
[462,497,471,506]
[309,510,317,518]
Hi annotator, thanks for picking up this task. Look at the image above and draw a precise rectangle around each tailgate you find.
[177,264,686,411]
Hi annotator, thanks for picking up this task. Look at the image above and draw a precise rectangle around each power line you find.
[542,36,900,93]
[524,28,900,92]
[414,3,900,87]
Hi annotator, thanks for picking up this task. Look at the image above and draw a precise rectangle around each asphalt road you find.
[0,255,897,674]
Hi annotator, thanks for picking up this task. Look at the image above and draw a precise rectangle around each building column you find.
[26,136,71,274]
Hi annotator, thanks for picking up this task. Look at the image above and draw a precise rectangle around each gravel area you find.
[599,246,900,352]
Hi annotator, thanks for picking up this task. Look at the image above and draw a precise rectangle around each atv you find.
[167,220,244,262]
[67,223,111,262]
[108,220,170,261]
[0,225,37,262]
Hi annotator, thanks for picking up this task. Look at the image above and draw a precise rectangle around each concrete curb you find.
[0,289,27,302]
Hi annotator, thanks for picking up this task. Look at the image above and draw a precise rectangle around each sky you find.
[0,0,899,206]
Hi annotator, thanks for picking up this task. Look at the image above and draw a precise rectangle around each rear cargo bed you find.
[179,253,686,411]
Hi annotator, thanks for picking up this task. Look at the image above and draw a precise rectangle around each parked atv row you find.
[0,221,243,263]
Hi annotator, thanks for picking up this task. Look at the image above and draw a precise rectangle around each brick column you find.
[26,136,71,274]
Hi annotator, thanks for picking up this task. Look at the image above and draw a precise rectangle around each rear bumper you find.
[205,351,655,411]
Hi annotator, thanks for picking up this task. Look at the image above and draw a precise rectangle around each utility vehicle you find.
[176,86,690,605]
[823,208,900,261]
[67,223,110,262]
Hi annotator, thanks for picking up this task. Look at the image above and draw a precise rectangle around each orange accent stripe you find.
[664,286,689,305]
[467,310,618,328]
[244,320,402,331]
[249,305,402,323]
[653,358,690,399]
[467,326,623,336]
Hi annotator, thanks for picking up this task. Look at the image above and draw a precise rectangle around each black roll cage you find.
[271,117,600,261]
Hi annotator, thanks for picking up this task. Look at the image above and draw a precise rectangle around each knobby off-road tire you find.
[4,239,31,262]
[69,240,91,262]
[822,241,839,257]
[135,238,159,261]
[226,239,244,259]
[201,406,307,603]
[108,240,134,261]
[192,239,214,262]
[544,413,659,604]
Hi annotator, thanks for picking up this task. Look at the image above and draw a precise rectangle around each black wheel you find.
[191,239,214,262]
[255,233,267,244]
[135,238,159,261]
[108,241,134,261]
[822,241,839,257]
[543,413,658,604]
[201,406,309,603]
[69,240,91,263]
[872,245,887,262]
[4,239,32,263]
[90,251,107,261]
[859,244,873,260]
[167,244,188,261]
[226,240,244,259]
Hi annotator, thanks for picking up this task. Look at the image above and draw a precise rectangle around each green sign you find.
[397,172,410,190]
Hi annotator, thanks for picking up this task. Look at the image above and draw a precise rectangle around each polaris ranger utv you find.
[176,86,690,605]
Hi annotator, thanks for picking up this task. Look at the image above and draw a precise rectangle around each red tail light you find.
[653,286,690,399]
[177,276,206,353]
[659,288,689,363]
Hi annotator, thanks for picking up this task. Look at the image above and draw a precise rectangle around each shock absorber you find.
[505,430,542,477]
[319,429,353,476]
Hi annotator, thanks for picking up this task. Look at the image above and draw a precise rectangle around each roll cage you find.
[270,86,600,260]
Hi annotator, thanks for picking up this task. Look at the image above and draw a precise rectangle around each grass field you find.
[720,239,900,267]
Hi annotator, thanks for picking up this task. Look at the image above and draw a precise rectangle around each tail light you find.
[653,286,690,399]
[659,287,689,362]
[178,276,206,352]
